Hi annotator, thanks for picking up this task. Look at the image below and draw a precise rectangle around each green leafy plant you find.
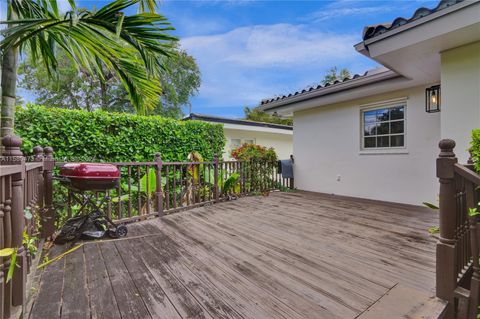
[223,173,241,196]
[471,130,480,172]
[0,248,18,283]
[423,201,440,234]
[231,143,278,192]
[23,230,38,257]
[469,207,480,217]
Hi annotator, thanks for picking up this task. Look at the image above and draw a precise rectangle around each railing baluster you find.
[117,165,122,220]
[137,166,141,217]
[165,165,170,211]
[154,154,163,217]
[127,166,132,218]
[146,165,151,216]
[0,180,5,319]
[173,165,177,210]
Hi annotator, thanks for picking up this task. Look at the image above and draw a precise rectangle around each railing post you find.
[436,139,458,318]
[214,154,219,203]
[154,153,164,217]
[33,146,44,237]
[1,135,26,307]
[41,147,55,239]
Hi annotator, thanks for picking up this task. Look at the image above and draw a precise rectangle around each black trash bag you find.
[54,211,107,244]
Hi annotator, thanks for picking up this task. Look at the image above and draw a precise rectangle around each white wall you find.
[441,41,480,163]
[293,86,440,205]
[223,128,293,160]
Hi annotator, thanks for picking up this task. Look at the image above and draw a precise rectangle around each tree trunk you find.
[1,48,19,138]
[1,8,19,138]
[100,80,108,110]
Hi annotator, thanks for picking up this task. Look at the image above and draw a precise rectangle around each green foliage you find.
[231,143,278,192]
[422,202,439,210]
[470,129,480,172]
[223,172,240,195]
[243,106,293,126]
[321,66,351,85]
[0,248,18,283]
[1,0,178,115]
[469,207,480,217]
[23,230,38,257]
[18,45,200,118]
[15,105,225,162]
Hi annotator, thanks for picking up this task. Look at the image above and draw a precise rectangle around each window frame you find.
[359,98,408,154]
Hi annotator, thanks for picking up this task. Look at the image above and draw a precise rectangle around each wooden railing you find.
[437,139,480,319]
[54,154,293,225]
[0,136,53,319]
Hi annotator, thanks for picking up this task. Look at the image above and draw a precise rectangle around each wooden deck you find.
[27,191,444,319]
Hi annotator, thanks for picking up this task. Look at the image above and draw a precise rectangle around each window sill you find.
[359,149,409,155]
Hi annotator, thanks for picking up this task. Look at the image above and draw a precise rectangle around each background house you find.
[260,0,480,205]
[184,113,293,160]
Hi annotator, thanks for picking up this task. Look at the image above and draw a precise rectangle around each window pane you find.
[376,122,389,135]
[377,136,389,147]
[364,137,376,148]
[390,120,404,134]
[391,135,404,147]
[364,124,376,136]
[244,139,254,144]
[364,110,376,124]
[231,139,241,148]
[376,108,389,122]
[390,106,404,120]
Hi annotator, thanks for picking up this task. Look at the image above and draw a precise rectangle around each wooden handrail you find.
[0,166,22,177]
[454,163,480,185]
[25,162,43,171]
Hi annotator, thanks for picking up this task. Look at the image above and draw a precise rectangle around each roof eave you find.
[260,70,402,112]
[361,0,477,46]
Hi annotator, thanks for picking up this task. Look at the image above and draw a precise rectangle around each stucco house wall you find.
[293,86,440,205]
[223,128,293,160]
[441,41,480,163]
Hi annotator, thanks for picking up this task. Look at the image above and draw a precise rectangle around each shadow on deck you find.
[27,191,445,319]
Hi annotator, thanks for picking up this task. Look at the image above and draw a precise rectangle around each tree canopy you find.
[321,66,351,85]
[243,106,293,126]
[18,45,201,117]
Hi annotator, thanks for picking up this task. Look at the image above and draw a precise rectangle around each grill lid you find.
[59,163,120,179]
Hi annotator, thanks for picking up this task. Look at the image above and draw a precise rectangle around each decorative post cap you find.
[33,146,44,159]
[439,139,456,158]
[154,152,162,162]
[44,146,54,159]
[2,135,23,157]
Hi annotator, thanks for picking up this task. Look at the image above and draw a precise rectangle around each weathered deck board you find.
[28,191,442,319]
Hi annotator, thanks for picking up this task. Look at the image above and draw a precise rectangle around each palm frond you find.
[1,0,177,114]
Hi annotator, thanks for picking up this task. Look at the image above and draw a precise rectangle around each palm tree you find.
[0,0,177,137]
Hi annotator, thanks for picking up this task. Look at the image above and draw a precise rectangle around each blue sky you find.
[4,0,440,118]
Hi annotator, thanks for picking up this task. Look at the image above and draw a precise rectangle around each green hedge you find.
[15,105,225,162]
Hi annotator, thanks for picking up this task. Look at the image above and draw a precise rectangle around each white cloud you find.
[309,7,390,22]
[182,23,358,68]
[181,23,371,108]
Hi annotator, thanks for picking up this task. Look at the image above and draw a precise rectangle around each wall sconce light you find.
[426,85,441,113]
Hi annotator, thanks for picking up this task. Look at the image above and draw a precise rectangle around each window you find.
[231,139,241,149]
[244,139,255,144]
[362,104,405,149]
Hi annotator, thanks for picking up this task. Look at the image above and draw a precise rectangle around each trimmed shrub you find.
[15,105,225,162]
[231,143,278,192]
[231,143,278,162]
